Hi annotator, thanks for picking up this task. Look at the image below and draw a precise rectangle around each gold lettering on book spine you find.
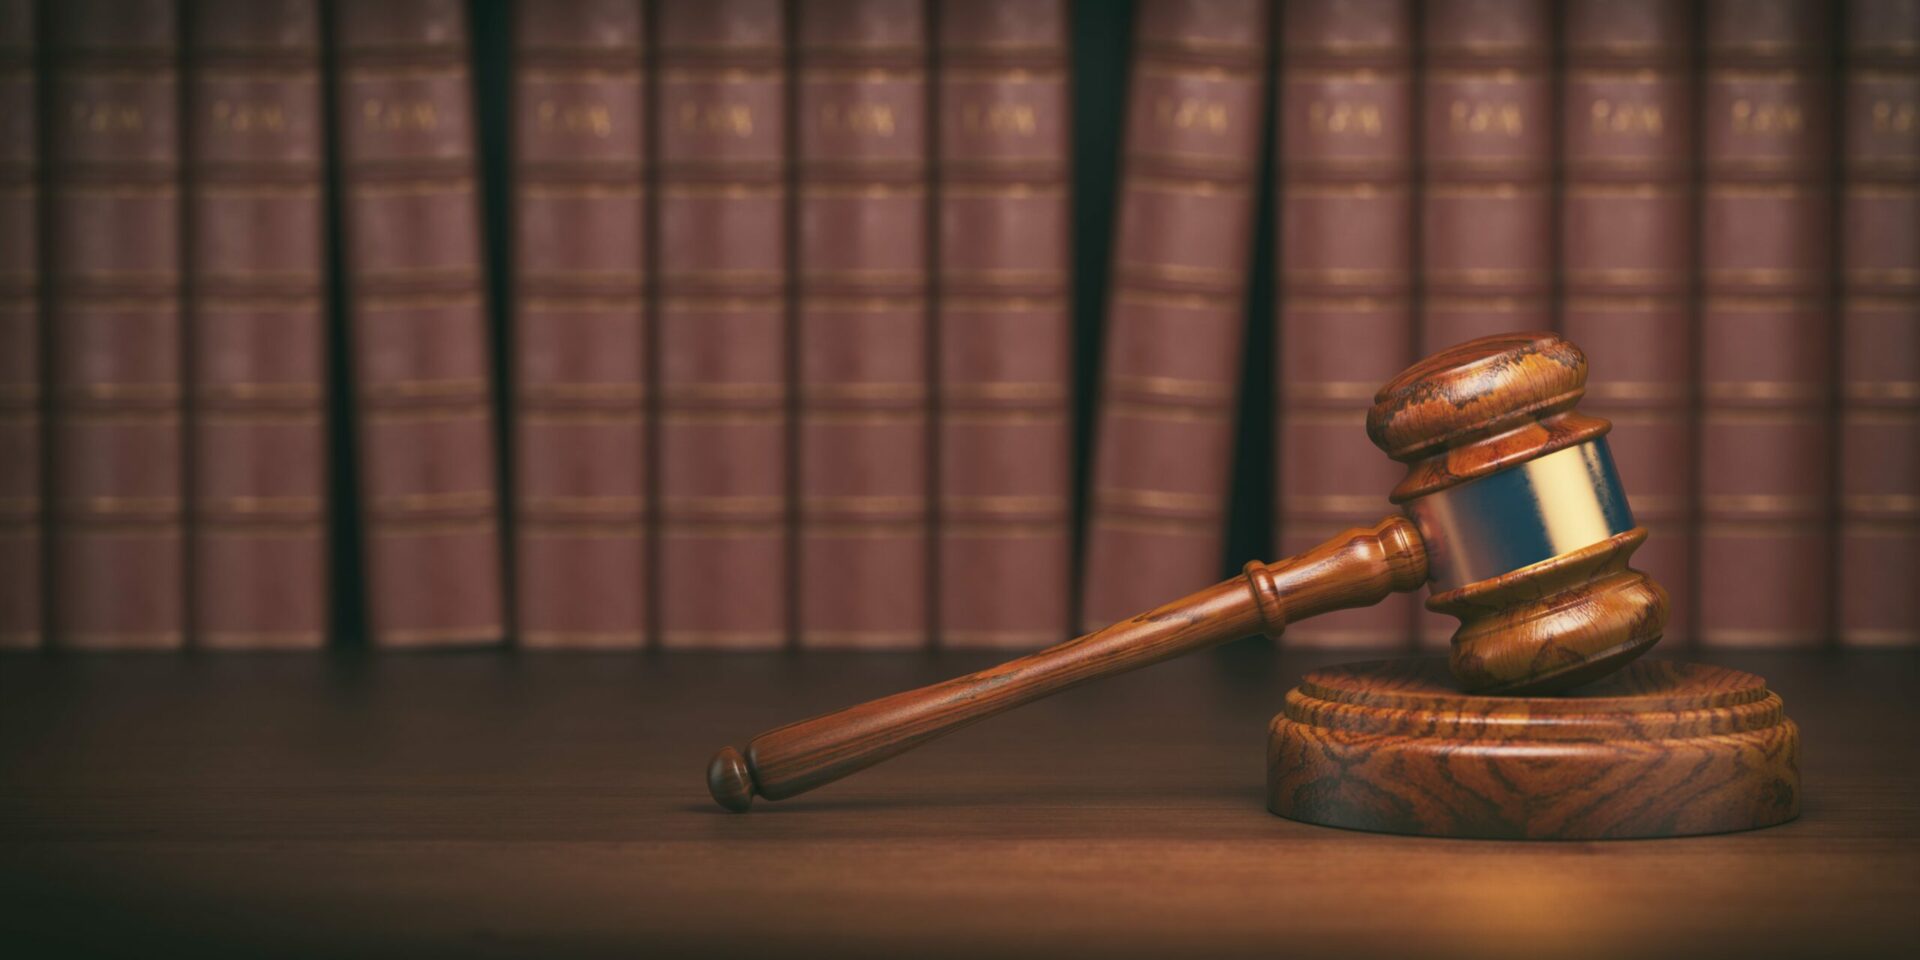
[1153,95,1229,133]
[210,100,287,133]
[677,101,752,135]
[959,101,1036,135]
[817,101,896,136]
[362,99,437,132]
[1449,99,1524,136]
[1589,99,1663,135]
[1873,99,1916,133]
[536,100,612,137]
[1308,100,1382,136]
[72,101,143,132]
[1729,99,1803,134]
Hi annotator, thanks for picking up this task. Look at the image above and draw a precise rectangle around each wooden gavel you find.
[709,332,1669,811]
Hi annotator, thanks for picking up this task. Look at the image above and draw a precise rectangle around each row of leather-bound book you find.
[0,0,1913,655]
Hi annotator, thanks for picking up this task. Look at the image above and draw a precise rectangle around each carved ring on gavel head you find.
[707,331,1669,812]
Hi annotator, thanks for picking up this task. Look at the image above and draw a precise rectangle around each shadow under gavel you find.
[709,332,1668,811]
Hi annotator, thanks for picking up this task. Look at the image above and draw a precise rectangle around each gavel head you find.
[1366,331,1668,695]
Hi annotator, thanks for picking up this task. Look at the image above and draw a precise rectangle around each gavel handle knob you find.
[706,515,1428,811]
[708,747,755,813]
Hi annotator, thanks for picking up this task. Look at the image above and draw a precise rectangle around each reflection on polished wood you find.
[0,649,1915,957]
[1271,658,1799,839]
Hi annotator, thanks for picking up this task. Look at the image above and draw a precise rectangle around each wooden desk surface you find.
[2,647,1916,958]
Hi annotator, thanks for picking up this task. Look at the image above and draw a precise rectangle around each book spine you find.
[795,0,931,649]
[47,0,186,650]
[1419,0,1554,350]
[934,0,1072,649]
[509,0,647,649]
[334,0,504,648]
[1079,0,1269,631]
[184,0,327,649]
[654,0,790,650]
[1274,0,1416,650]
[1415,0,1552,648]
[1558,0,1694,646]
[0,0,38,649]
[1698,0,1832,649]
[1837,0,1920,648]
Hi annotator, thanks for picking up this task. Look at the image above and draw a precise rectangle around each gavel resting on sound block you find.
[708,332,1801,839]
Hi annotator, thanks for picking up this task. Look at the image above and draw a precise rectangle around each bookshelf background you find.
[2,0,1913,654]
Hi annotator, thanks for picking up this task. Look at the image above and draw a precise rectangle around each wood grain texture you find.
[1368,331,1610,502]
[1434,528,1667,693]
[1270,658,1798,838]
[713,330,1673,804]
[1365,331,1668,693]
[0,650,1913,957]
[712,516,1428,810]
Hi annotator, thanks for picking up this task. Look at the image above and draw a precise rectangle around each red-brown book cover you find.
[47,0,185,650]
[184,0,327,649]
[334,0,504,648]
[654,0,789,650]
[1698,0,1831,649]
[1274,0,1416,650]
[1558,0,1695,647]
[1838,0,1919,648]
[795,0,930,649]
[934,0,1072,649]
[1418,0,1552,350]
[509,0,647,649]
[1414,0,1551,648]
[0,0,39,650]
[1079,0,1269,631]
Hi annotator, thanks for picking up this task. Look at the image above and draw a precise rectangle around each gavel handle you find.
[707,515,1428,811]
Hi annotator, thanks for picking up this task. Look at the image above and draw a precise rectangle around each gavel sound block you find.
[708,332,1801,838]
[1269,658,1799,839]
